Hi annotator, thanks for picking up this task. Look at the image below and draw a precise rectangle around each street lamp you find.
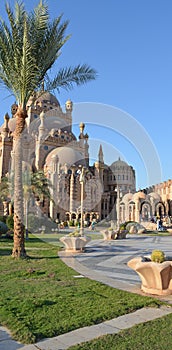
[78,166,85,236]
[115,185,122,229]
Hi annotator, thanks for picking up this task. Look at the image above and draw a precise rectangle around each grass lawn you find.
[69,313,172,350]
[0,234,167,344]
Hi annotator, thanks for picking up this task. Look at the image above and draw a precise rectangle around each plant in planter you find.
[60,230,91,252]
[151,250,165,263]
[127,250,172,295]
[68,230,82,237]
[114,224,128,239]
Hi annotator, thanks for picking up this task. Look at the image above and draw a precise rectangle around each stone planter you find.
[102,229,128,240]
[102,229,115,240]
[60,235,91,252]
[128,257,172,295]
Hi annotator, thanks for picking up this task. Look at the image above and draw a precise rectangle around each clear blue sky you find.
[0,0,171,190]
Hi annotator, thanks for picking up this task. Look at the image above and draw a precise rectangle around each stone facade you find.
[118,181,172,224]
[0,92,136,223]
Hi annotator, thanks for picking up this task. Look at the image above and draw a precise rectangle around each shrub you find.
[0,221,9,235]
[0,215,7,223]
[68,231,82,237]
[69,220,75,226]
[151,250,165,263]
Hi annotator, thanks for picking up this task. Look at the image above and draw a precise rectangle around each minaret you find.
[94,144,104,184]
[79,122,85,147]
[84,133,89,167]
[2,113,10,138]
[38,111,46,140]
[0,113,12,179]
[65,99,73,131]
[98,144,104,164]
[35,111,46,169]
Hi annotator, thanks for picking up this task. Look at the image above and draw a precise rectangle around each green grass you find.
[0,235,166,344]
[69,313,172,349]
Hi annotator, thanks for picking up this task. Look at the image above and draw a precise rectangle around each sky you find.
[0,0,171,190]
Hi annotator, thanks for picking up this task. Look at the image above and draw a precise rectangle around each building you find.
[118,180,172,224]
[0,91,136,224]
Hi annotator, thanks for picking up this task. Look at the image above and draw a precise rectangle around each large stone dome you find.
[27,91,60,108]
[45,146,86,168]
[29,115,69,135]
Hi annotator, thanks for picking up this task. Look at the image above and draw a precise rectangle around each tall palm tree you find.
[0,1,97,257]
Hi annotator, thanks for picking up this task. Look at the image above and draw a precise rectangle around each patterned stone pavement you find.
[59,233,172,298]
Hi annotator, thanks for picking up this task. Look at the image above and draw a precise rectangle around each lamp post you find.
[79,166,85,236]
[115,185,122,229]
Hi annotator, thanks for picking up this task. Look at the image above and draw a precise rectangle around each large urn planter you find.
[102,229,115,240]
[60,234,91,252]
[102,229,128,240]
[128,256,172,295]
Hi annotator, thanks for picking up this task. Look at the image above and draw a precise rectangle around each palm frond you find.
[47,64,97,92]
[0,1,97,106]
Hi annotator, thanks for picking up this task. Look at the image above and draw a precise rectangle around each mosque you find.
[0,91,171,226]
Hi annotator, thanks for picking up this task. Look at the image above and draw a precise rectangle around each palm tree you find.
[0,176,10,216]
[23,169,53,239]
[31,170,52,203]
[0,1,97,257]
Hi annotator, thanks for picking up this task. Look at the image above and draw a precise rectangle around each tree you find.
[23,169,53,239]
[31,170,52,203]
[0,1,97,257]
[0,177,10,216]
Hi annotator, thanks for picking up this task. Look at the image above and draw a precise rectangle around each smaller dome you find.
[111,157,129,169]
[11,103,18,116]
[133,191,146,201]
[122,192,133,203]
[3,118,16,132]
[148,192,161,200]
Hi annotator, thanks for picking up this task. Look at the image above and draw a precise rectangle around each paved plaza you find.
[1,233,172,350]
[59,233,172,299]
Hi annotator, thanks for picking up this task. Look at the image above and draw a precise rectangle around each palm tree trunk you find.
[12,106,27,258]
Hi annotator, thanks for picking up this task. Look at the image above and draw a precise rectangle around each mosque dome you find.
[27,91,60,108]
[122,192,133,203]
[110,157,130,169]
[148,192,161,201]
[29,115,69,135]
[0,117,16,133]
[133,191,146,201]
[45,146,86,168]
